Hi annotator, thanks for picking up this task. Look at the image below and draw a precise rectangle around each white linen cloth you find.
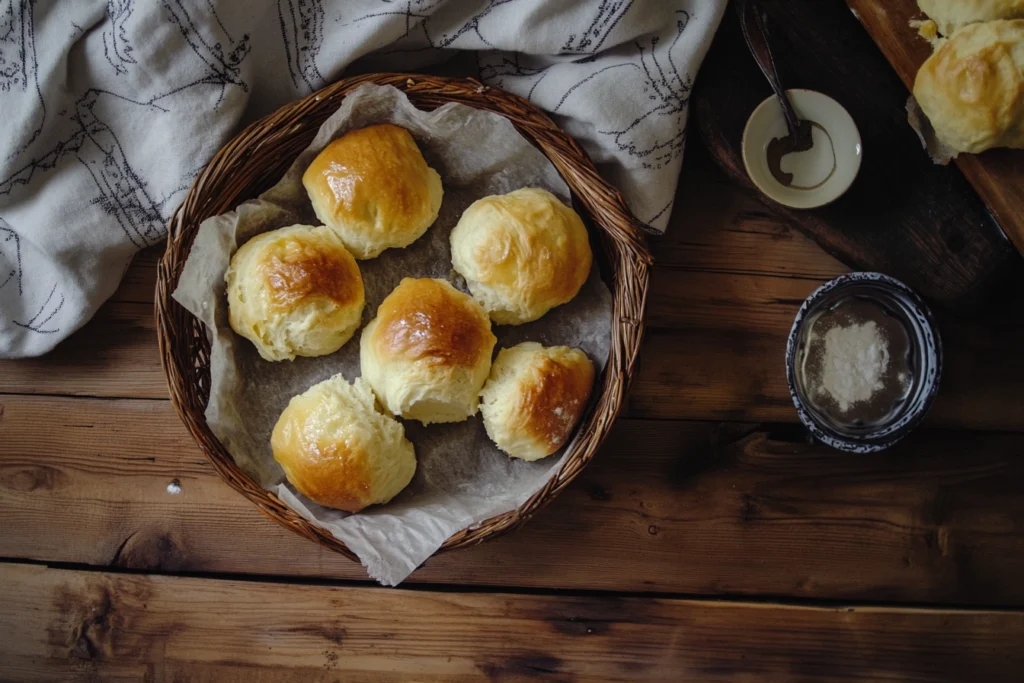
[0,0,725,357]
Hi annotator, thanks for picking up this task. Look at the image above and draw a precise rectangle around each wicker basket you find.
[155,73,651,560]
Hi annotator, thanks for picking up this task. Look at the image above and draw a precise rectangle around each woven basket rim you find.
[155,73,651,563]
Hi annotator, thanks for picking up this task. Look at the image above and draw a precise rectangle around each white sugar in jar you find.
[786,273,942,453]
[798,296,913,428]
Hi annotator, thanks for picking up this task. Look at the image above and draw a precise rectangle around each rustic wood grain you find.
[4,394,1024,604]
[0,301,163,398]
[654,161,848,279]
[4,263,1023,429]
[846,0,1024,257]
[693,0,1024,312]
[4,562,1023,682]
[109,247,160,305]
[633,305,1024,430]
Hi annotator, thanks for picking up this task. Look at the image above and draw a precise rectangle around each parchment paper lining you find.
[907,95,957,165]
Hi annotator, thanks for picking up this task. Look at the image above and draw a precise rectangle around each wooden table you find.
[3,141,1024,681]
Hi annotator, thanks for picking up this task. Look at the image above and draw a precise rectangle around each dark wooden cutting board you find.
[846,0,1024,258]
[691,0,1024,314]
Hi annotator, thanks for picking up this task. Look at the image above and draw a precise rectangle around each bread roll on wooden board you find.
[847,0,1024,257]
[917,0,1024,36]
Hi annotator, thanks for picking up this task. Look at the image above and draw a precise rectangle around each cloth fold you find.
[0,0,725,358]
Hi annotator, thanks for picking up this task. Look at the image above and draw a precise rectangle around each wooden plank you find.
[648,269,819,331]
[3,562,1024,682]
[0,301,165,399]
[108,246,160,304]
[629,327,795,422]
[657,144,848,280]
[636,294,1024,431]
[846,0,1024,258]
[4,263,1022,430]
[4,394,1024,605]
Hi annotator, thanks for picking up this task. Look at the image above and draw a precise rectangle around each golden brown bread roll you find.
[913,19,1024,154]
[302,124,443,259]
[450,187,593,325]
[479,342,595,461]
[271,375,416,512]
[918,0,1024,35]
[360,278,497,425]
[226,224,364,362]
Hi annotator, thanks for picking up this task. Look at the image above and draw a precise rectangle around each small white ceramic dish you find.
[742,89,862,209]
